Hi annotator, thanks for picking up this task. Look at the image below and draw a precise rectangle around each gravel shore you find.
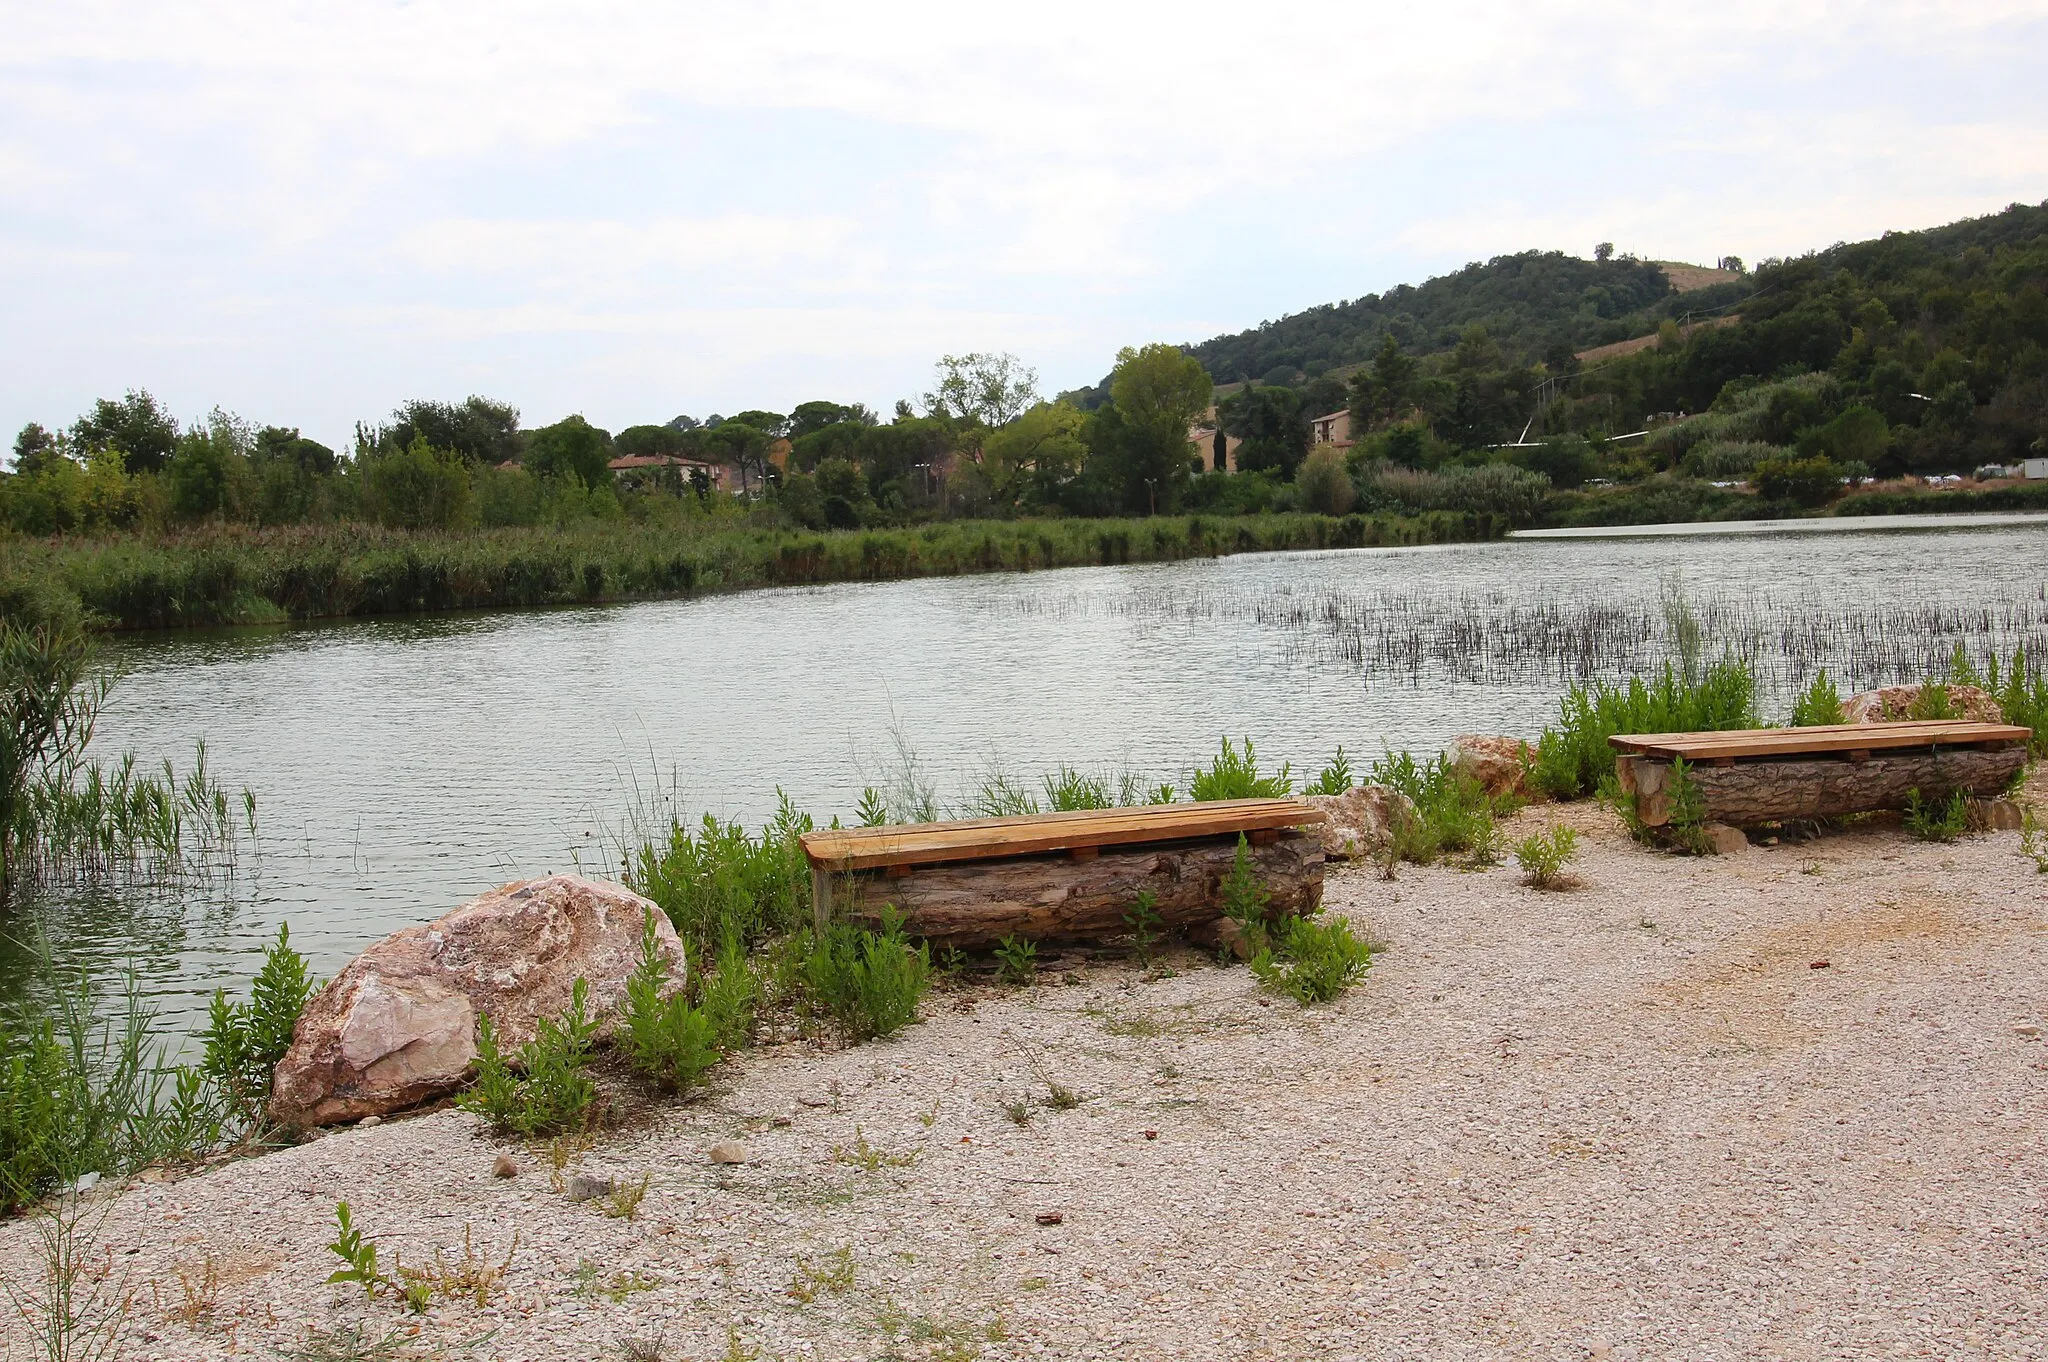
[5,801,2046,1361]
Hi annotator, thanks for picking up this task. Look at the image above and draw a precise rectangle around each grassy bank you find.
[0,510,1504,631]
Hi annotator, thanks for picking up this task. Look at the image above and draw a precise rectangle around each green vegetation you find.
[617,916,720,1094]
[1513,826,1581,890]
[1218,834,1274,953]
[1790,670,1847,727]
[2022,807,2048,873]
[1190,737,1293,801]
[1903,788,1969,843]
[200,925,316,1129]
[1249,915,1375,1004]
[1304,746,1352,796]
[457,981,600,1137]
[0,511,1494,632]
[1533,658,1759,798]
[1366,749,1503,864]
[993,935,1038,986]
[804,912,930,1042]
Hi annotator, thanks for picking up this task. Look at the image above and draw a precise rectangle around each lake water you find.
[10,519,2047,1034]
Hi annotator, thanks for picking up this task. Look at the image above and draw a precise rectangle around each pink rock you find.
[1842,684,2003,725]
[1453,735,1534,799]
[269,874,683,1128]
[1304,785,1418,860]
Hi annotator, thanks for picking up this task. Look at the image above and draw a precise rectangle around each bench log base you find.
[828,831,1323,949]
[1623,747,2027,828]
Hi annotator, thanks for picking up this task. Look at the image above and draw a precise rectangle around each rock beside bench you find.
[269,874,683,1129]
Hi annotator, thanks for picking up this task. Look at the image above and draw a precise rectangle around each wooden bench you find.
[798,798,1327,948]
[1611,720,2030,828]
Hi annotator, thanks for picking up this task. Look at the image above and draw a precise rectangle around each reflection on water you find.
[8,521,2044,1035]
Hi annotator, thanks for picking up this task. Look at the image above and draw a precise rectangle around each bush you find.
[617,915,719,1094]
[1217,833,1273,952]
[1751,454,1842,507]
[200,923,316,1128]
[805,912,929,1042]
[1190,737,1292,801]
[1367,750,1496,862]
[1513,826,1580,889]
[359,437,473,530]
[1533,658,1758,799]
[628,794,813,962]
[458,980,599,1136]
[1305,746,1352,796]
[1789,670,1846,726]
[1249,915,1373,1004]
[1903,788,1968,843]
[1295,446,1356,515]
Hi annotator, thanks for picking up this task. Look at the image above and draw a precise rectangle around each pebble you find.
[356,1115,382,1129]
[708,1140,749,1165]
[2014,1023,2041,1037]
[492,1154,518,1178]
[565,1172,614,1203]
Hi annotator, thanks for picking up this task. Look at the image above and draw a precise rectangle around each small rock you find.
[1809,960,1830,970]
[357,1115,382,1129]
[2014,1023,2041,1037]
[771,1115,793,1127]
[1143,1130,1158,1140]
[708,1140,749,1165]
[69,1172,100,1194]
[492,1154,517,1178]
[1979,798,2024,832]
[1702,822,1749,856]
[1036,1211,1064,1226]
[565,1172,614,1203]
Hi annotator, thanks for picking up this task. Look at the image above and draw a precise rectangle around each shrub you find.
[1305,745,1352,796]
[1249,915,1373,1004]
[1367,749,1495,862]
[1190,737,1292,801]
[1789,670,1846,727]
[804,912,929,1042]
[200,923,316,1129]
[1903,788,1967,843]
[1295,446,1356,515]
[618,916,719,1094]
[1513,826,1580,889]
[1907,680,1954,721]
[1218,833,1273,952]
[627,794,812,962]
[1752,454,1843,507]
[458,980,599,1136]
[1533,658,1758,799]
[994,935,1038,986]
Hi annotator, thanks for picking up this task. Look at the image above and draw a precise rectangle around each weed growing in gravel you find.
[164,1251,222,1326]
[993,935,1037,986]
[398,1224,516,1308]
[1000,1098,1031,1127]
[0,1187,131,1362]
[458,980,599,1136]
[1249,915,1374,1005]
[1904,788,1969,843]
[1218,833,1274,954]
[2022,807,2048,873]
[786,1247,855,1302]
[604,1172,651,1221]
[832,1127,917,1171]
[1513,826,1581,890]
[1122,889,1163,962]
[574,1260,658,1302]
[1368,750,1500,864]
[277,1320,406,1361]
[323,1201,388,1301]
[805,910,930,1042]
[617,1335,667,1362]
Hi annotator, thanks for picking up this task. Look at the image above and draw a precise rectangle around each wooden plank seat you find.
[798,798,1328,948]
[1609,721,2030,828]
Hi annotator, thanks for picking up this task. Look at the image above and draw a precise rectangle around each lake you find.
[10,518,2046,1034]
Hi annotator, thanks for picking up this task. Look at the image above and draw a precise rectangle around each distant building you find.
[1308,410,1355,449]
[607,453,730,491]
[1189,407,1240,472]
[2025,457,2048,480]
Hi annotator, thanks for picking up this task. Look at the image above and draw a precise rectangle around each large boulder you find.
[1844,684,2003,725]
[269,874,683,1128]
[1304,785,1418,860]
[1453,735,1534,799]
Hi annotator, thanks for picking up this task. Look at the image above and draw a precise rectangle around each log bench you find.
[1611,720,2030,828]
[797,798,1328,948]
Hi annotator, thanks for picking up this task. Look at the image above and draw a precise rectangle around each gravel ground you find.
[5,800,2048,1362]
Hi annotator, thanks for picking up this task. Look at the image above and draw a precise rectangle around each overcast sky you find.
[3,1,2045,451]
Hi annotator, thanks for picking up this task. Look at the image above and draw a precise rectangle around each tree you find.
[814,458,869,527]
[360,437,473,528]
[384,397,521,465]
[1077,345,1212,515]
[788,401,877,440]
[707,421,770,495]
[167,428,238,520]
[1348,335,1419,427]
[1219,385,1308,478]
[614,424,694,459]
[10,424,62,476]
[1594,242,1615,262]
[925,353,1040,427]
[983,402,1086,510]
[71,391,178,473]
[1295,445,1356,515]
[790,421,867,471]
[727,410,788,438]
[524,415,614,487]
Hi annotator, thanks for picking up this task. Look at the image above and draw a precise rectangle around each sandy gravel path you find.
[5,805,2047,1361]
